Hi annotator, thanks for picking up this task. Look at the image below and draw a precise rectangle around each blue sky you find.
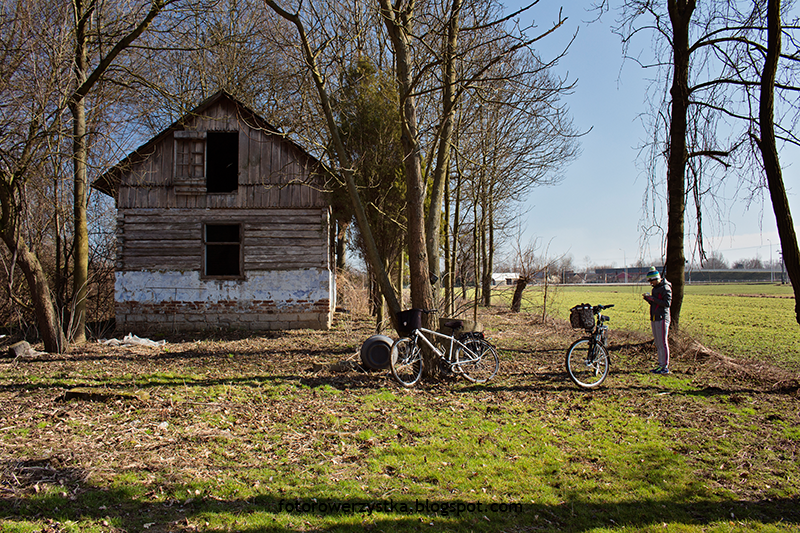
[506,2,799,269]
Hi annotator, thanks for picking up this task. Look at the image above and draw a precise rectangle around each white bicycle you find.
[389,309,500,387]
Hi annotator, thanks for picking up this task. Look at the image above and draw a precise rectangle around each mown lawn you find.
[1,292,798,533]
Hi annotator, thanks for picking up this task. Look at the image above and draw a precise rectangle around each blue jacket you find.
[645,280,672,321]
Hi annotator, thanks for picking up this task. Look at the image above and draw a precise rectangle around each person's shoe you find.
[655,367,670,375]
[650,366,664,374]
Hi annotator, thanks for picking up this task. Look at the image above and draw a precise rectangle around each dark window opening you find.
[206,131,239,193]
[204,224,241,277]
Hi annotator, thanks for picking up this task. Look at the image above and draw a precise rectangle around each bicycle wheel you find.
[456,338,499,383]
[390,337,423,387]
[565,338,609,389]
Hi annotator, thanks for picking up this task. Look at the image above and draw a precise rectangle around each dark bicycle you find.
[566,304,614,389]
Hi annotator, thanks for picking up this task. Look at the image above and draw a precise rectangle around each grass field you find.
[492,282,800,372]
[0,285,798,533]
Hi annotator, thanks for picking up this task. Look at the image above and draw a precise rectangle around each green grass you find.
[495,282,800,371]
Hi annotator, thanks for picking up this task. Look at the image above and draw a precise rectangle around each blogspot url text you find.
[277,499,523,517]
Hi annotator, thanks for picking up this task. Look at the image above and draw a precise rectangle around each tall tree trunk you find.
[54,177,66,310]
[426,0,460,285]
[397,239,404,310]
[482,180,494,307]
[472,199,479,323]
[664,0,695,329]
[758,0,800,324]
[443,171,452,316]
[71,95,89,343]
[378,0,435,330]
[69,0,167,343]
[71,0,90,343]
[452,169,464,309]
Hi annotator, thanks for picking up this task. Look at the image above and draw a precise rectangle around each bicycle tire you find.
[456,338,499,383]
[390,337,423,387]
[565,338,609,389]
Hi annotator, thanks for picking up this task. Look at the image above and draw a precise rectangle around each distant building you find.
[491,273,520,286]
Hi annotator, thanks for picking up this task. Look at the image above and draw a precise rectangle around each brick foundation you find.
[115,299,332,333]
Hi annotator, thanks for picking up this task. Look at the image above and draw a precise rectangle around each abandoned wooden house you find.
[93,90,335,333]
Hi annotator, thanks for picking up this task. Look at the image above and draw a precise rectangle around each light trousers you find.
[651,319,670,368]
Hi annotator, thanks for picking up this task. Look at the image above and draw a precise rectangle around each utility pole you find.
[769,239,774,283]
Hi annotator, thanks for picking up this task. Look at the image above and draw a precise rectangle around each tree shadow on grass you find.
[1,463,798,532]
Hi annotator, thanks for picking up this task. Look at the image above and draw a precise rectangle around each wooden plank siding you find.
[117,208,328,273]
[116,100,325,211]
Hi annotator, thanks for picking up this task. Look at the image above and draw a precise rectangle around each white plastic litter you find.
[101,333,166,348]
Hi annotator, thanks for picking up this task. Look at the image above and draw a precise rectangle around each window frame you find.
[202,222,244,279]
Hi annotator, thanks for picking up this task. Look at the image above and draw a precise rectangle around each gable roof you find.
[92,90,322,198]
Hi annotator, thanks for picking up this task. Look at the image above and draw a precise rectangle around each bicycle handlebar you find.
[593,304,614,312]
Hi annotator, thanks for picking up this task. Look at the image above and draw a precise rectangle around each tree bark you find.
[443,170,452,316]
[70,0,167,343]
[378,0,434,315]
[510,277,527,313]
[426,0,460,285]
[482,180,494,307]
[71,0,90,343]
[71,97,89,343]
[664,0,696,329]
[758,0,800,324]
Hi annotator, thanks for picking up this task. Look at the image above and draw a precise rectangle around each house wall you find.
[114,207,332,333]
[109,97,334,333]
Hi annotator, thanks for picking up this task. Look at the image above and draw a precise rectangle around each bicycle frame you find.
[409,327,482,368]
[584,313,610,361]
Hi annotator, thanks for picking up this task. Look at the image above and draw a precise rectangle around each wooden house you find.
[93,91,334,333]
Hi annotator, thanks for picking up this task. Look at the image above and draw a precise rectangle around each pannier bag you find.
[458,331,485,342]
[397,309,424,337]
[569,304,594,330]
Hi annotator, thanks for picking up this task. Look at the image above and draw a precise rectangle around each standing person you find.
[643,267,672,374]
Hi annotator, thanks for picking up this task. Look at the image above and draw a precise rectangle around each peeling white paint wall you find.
[115,268,334,332]
[116,269,332,306]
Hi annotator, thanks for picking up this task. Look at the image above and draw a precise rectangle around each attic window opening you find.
[204,223,242,277]
[206,131,239,193]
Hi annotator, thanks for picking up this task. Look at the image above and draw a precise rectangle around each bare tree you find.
[263,0,404,327]
[422,1,576,291]
[69,0,171,343]
[0,0,72,351]
[377,0,436,327]
[334,59,407,329]
[754,0,800,323]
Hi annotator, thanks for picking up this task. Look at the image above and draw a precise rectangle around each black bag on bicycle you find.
[569,304,594,330]
[458,331,485,341]
[396,309,423,337]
